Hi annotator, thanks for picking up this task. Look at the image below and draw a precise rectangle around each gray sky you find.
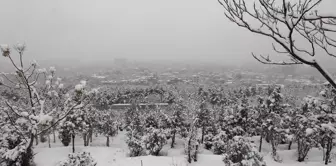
[0,0,336,66]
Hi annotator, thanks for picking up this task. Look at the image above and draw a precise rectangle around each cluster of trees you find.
[58,106,121,152]
[93,86,176,109]
[122,87,265,165]
[121,82,335,165]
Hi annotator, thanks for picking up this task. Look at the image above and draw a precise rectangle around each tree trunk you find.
[171,130,176,148]
[270,135,280,162]
[201,126,205,143]
[83,133,87,146]
[187,137,192,163]
[193,144,198,162]
[89,129,93,143]
[297,139,308,162]
[322,139,326,161]
[48,134,51,148]
[53,128,56,143]
[298,157,305,162]
[86,133,91,146]
[106,136,110,147]
[72,134,75,153]
[35,131,39,146]
[265,132,270,143]
[325,138,333,165]
[288,141,292,150]
[259,135,263,152]
[22,134,35,166]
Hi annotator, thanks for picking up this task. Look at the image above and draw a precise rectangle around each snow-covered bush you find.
[0,138,32,166]
[126,128,144,157]
[203,132,214,150]
[142,127,167,156]
[144,113,159,128]
[57,151,97,166]
[179,126,189,138]
[58,125,71,146]
[222,136,266,166]
[213,130,229,155]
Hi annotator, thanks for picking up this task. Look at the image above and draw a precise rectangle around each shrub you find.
[0,140,34,166]
[203,133,214,150]
[126,129,144,157]
[222,136,266,166]
[213,130,228,155]
[40,134,47,143]
[179,126,189,138]
[142,127,167,156]
[57,151,97,166]
[59,128,71,147]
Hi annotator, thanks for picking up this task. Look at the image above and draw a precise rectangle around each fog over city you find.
[0,0,335,68]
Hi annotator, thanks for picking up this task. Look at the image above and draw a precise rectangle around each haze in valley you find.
[0,0,336,70]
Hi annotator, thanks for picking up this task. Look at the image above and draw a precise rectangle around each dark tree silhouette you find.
[218,0,336,88]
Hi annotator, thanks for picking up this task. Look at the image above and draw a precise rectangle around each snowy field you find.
[34,131,334,166]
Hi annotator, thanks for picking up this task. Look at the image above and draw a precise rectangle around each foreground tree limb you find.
[218,0,336,88]
[0,44,98,166]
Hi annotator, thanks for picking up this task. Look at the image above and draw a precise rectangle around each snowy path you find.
[34,131,128,166]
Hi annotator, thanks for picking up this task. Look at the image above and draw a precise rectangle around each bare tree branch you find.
[218,0,336,88]
[252,52,303,65]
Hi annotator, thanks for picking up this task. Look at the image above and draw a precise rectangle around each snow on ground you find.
[34,132,335,166]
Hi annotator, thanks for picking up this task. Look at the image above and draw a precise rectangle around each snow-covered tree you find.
[314,85,336,164]
[292,112,320,162]
[58,88,96,152]
[290,96,321,162]
[184,117,199,163]
[319,118,336,165]
[195,102,212,143]
[262,112,284,162]
[96,110,118,147]
[125,104,145,157]
[169,103,185,148]
[0,44,97,165]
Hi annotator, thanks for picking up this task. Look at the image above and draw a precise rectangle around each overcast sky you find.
[1,0,336,66]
